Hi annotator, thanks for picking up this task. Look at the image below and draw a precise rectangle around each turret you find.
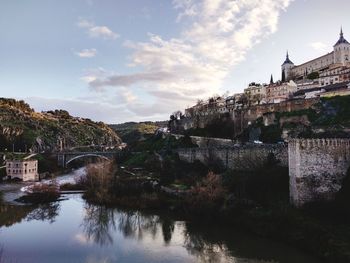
[281,51,294,82]
[333,27,350,65]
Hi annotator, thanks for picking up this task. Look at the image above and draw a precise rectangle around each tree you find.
[307,72,319,80]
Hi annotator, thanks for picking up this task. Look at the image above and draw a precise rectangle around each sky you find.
[0,0,349,123]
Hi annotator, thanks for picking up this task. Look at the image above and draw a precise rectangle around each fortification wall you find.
[176,144,288,170]
[289,139,350,207]
[171,134,234,148]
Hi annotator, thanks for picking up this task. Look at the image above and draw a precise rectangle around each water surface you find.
[0,194,321,263]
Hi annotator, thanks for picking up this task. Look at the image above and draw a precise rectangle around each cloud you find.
[85,0,293,120]
[75,48,97,58]
[77,18,119,40]
[308,41,328,52]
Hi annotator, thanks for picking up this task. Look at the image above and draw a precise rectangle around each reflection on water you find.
[82,205,116,246]
[26,202,60,223]
[0,195,321,263]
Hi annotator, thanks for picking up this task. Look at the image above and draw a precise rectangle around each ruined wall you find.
[176,144,288,171]
[289,139,350,207]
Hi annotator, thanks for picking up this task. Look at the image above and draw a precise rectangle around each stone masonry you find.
[176,144,288,171]
[174,135,350,207]
[289,139,350,207]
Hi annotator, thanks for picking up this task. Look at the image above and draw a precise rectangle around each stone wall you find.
[171,134,235,148]
[176,144,288,171]
[289,139,350,207]
[170,97,320,137]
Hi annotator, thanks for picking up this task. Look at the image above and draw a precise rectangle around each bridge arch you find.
[65,153,112,166]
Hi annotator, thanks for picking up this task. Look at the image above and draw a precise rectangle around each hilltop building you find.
[171,28,350,137]
[266,80,297,104]
[6,159,39,181]
[282,28,350,81]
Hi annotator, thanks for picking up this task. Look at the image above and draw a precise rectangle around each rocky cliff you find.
[0,98,121,152]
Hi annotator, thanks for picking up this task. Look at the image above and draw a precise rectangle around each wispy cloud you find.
[77,18,119,40]
[308,41,328,52]
[87,0,294,118]
[75,48,97,58]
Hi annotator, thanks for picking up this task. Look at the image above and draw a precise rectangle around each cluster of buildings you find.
[178,29,350,135]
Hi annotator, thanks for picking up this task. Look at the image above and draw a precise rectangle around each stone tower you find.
[281,51,294,82]
[333,27,350,65]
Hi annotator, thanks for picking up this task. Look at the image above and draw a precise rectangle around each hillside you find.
[0,98,122,152]
[247,95,350,142]
[110,121,167,145]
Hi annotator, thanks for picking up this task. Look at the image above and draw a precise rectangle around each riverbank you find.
[76,150,350,263]
[83,187,350,263]
[0,194,322,263]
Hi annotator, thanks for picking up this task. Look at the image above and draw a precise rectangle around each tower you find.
[333,27,350,65]
[281,51,294,82]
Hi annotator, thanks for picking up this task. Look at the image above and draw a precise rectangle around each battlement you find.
[288,138,350,150]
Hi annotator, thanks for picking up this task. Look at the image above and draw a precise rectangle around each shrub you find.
[188,172,227,213]
[18,182,60,203]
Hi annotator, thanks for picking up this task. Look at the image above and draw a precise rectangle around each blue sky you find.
[0,0,349,123]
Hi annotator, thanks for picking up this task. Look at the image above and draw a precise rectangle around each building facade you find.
[266,80,297,104]
[282,28,350,81]
[6,159,39,181]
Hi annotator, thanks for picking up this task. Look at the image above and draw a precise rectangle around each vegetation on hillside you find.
[0,98,121,152]
[110,121,167,146]
[245,95,350,142]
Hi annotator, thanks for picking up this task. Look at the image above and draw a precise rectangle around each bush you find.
[187,172,227,213]
[80,161,116,203]
[17,182,60,203]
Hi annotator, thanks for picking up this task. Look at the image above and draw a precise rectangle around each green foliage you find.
[315,96,350,126]
[0,98,121,151]
[110,121,167,145]
[124,152,150,167]
[222,154,289,205]
[0,98,33,112]
[259,124,282,143]
[307,72,319,80]
[185,115,235,139]
[36,154,60,173]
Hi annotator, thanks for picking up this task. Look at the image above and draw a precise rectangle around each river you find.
[0,170,322,263]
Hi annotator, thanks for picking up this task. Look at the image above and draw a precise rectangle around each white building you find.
[6,159,39,181]
[282,28,350,81]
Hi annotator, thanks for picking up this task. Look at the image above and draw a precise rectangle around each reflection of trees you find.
[0,244,18,263]
[118,211,159,241]
[26,203,60,223]
[81,203,176,246]
[184,230,230,263]
[117,211,175,245]
[183,223,278,263]
[160,217,174,245]
[0,205,34,228]
[82,204,116,246]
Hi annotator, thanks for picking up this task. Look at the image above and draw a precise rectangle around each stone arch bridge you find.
[57,151,121,167]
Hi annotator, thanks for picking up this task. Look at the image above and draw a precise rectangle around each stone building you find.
[266,80,297,104]
[6,159,39,181]
[244,83,267,105]
[282,28,350,81]
[319,65,350,86]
